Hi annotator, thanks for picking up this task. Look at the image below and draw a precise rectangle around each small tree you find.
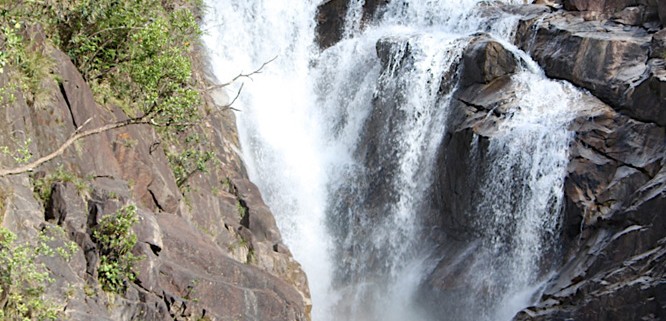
[0,227,67,320]
[92,204,142,293]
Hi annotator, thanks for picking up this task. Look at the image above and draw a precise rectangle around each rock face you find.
[315,0,390,49]
[402,9,665,320]
[516,11,665,125]
[429,35,519,243]
[315,1,665,319]
[508,2,666,321]
[0,33,310,320]
[515,102,666,321]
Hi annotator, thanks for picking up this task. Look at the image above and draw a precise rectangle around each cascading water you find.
[203,1,581,320]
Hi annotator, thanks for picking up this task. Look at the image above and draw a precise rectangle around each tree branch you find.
[0,117,152,177]
[0,56,278,177]
[204,56,277,91]
[220,83,243,112]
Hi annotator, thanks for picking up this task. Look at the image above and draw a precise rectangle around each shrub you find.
[92,204,142,293]
[0,14,53,107]
[1,0,214,190]
[0,226,75,320]
[31,167,89,205]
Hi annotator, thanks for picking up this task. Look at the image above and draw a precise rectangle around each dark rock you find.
[563,0,639,13]
[316,0,392,49]
[362,0,390,21]
[514,82,666,321]
[630,59,666,125]
[316,0,349,49]
[611,5,646,26]
[376,36,412,68]
[516,12,666,126]
[652,29,666,59]
[428,35,520,241]
[460,36,517,86]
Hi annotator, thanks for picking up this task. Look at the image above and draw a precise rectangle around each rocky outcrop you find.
[416,24,666,321]
[0,30,310,320]
[506,2,666,320]
[514,104,666,321]
[315,0,390,49]
[515,6,665,126]
[429,35,519,242]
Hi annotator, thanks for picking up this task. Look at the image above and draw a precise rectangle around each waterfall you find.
[203,1,581,320]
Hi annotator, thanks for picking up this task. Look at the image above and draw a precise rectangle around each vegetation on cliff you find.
[0,0,216,317]
[0,0,216,187]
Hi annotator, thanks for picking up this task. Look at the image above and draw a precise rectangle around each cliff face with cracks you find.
[0,25,311,321]
[513,1,665,319]
[317,0,665,319]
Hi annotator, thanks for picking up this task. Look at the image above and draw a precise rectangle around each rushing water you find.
[203,1,581,320]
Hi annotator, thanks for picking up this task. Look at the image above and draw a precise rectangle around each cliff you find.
[0,2,310,320]
[316,0,665,320]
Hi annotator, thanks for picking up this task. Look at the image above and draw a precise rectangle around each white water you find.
[203,1,581,321]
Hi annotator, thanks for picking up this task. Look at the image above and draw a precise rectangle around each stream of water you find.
[203,1,581,320]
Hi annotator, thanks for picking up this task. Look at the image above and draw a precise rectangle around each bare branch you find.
[204,56,277,91]
[0,117,152,177]
[0,55,277,177]
[220,83,244,112]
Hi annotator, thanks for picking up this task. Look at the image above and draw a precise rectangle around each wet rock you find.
[460,35,517,86]
[316,0,391,49]
[651,29,666,59]
[316,0,349,49]
[514,80,666,321]
[363,0,390,21]
[428,35,520,240]
[516,12,666,126]
[630,59,666,125]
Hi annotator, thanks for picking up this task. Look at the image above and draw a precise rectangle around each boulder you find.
[459,36,517,86]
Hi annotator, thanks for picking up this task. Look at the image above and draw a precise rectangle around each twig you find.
[220,83,243,112]
[204,56,278,91]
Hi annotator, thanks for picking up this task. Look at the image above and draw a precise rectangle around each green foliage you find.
[0,15,53,107]
[0,226,74,320]
[34,0,204,129]
[31,167,89,205]
[92,204,141,294]
[236,200,248,220]
[168,146,215,189]
[1,138,33,165]
[2,0,215,192]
